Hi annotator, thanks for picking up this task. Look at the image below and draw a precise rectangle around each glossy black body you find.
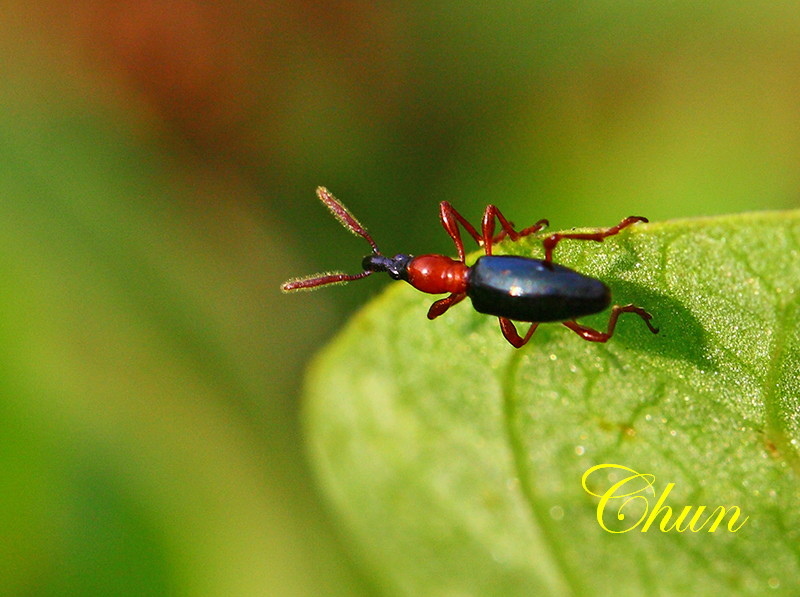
[466,255,610,322]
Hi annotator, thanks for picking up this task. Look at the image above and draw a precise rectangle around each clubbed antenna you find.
[316,187,380,253]
[280,269,373,292]
[280,188,381,292]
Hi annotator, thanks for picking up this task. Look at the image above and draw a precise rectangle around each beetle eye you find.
[387,254,412,280]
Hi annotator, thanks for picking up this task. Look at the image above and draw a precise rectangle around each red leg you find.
[561,304,658,343]
[439,201,548,259]
[482,205,548,256]
[492,219,550,244]
[439,201,483,261]
[542,216,647,263]
[499,317,539,348]
[427,292,467,319]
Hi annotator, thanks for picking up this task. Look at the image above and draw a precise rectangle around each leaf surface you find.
[306,211,800,596]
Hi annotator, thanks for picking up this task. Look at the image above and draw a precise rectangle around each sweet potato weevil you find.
[281,187,658,348]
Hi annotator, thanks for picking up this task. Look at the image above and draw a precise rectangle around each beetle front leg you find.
[439,201,483,261]
[499,317,539,348]
[427,292,467,319]
[561,304,659,342]
[542,216,647,263]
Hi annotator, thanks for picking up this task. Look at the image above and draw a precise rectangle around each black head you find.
[362,254,413,281]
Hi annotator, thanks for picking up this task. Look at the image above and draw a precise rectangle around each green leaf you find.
[305,211,800,597]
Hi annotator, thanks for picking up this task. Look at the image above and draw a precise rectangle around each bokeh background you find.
[2,3,799,596]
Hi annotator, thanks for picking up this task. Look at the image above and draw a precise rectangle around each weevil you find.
[281,187,658,348]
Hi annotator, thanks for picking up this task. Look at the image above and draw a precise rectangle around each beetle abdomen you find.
[467,255,610,322]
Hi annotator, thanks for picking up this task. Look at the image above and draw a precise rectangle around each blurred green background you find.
[2,2,799,596]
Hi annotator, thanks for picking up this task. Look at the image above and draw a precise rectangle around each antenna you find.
[280,188,381,292]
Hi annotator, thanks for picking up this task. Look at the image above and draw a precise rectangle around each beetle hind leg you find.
[499,317,539,348]
[562,304,659,343]
[542,216,647,262]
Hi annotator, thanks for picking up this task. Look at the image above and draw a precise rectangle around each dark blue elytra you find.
[467,255,611,322]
